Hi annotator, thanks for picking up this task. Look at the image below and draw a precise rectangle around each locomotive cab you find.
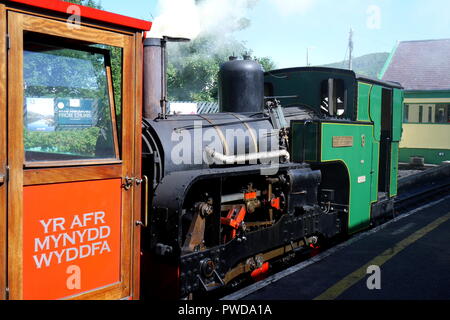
[266,67,403,231]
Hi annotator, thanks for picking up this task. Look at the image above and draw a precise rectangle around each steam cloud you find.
[147,0,259,40]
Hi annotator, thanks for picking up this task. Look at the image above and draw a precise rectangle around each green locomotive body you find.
[265,67,404,233]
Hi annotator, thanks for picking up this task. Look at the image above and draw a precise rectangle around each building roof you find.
[380,39,450,91]
[4,0,152,31]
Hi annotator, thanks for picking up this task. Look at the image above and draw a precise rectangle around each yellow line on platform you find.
[314,211,450,300]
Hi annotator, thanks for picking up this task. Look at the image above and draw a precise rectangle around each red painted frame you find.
[5,0,152,31]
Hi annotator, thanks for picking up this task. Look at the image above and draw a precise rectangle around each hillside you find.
[320,52,390,79]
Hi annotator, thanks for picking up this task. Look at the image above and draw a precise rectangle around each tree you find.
[166,0,276,102]
[254,56,277,73]
[167,33,276,102]
[66,0,102,8]
[64,0,121,109]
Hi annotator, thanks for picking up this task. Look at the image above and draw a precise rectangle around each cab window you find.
[320,79,346,118]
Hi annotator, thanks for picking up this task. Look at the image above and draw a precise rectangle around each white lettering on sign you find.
[32,212,113,269]
[70,99,81,107]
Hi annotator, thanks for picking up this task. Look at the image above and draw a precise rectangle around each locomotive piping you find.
[205,146,290,164]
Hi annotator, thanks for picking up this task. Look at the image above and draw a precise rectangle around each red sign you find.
[23,179,122,300]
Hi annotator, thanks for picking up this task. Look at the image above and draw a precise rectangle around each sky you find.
[100,0,450,68]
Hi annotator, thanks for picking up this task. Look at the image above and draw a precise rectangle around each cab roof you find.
[266,67,403,89]
[4,0,152,31]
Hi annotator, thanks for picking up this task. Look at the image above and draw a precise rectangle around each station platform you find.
[224,194,450,300]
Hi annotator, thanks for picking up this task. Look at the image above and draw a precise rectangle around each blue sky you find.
[100,0,450,68]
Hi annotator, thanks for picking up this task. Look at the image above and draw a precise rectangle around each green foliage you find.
[24,127,101,156]
[167,33,276,102]
[24,47,107,99]
[254,56,277,72]
[64,0,121,110]
[66,0,277,105]
[66,0,102,9]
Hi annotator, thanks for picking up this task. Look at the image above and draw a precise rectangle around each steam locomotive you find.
[140,38,404,299]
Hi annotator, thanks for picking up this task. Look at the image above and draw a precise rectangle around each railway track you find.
[395,164,450,214]
[215,164,450,300]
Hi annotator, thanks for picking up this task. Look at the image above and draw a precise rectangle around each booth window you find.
[23,33,120,163]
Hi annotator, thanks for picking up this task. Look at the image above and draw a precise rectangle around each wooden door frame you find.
[0,3,7,301]
[132,33,144,300]
[6,10,142,300]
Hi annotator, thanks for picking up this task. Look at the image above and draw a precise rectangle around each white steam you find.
[147,0,258,40]
[147,0,201,39]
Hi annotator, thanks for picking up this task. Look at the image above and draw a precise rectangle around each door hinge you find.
[6,34,10,51]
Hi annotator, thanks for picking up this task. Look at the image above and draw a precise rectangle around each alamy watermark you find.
[66,5,82,30]
[170,121,285,175]
[367,5,382,30]
[366,265,381,290]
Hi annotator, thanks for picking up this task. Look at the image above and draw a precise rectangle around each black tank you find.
[219,57,264,113]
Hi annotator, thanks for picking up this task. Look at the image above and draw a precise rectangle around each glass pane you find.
[23,37,117,162]
[435,105,446,123]
[404,105,409,123]
[447,105,450,123]
[92,44,123,147]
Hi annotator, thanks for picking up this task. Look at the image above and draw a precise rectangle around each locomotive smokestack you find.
[143,36,190,119]
[143,37,165,119]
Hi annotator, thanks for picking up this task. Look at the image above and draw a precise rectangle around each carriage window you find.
[23,35,119,163]
[435,104,450,123]
[418,106,423,123]
[448,105,450,123]
[404,104,409,123]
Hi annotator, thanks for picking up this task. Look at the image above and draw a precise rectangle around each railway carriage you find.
[400,100,450,165]
[380,39,450,165]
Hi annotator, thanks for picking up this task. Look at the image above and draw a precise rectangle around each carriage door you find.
[7,12,140,300]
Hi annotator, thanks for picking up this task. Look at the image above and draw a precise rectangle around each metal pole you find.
[348,28,353,70]
[306,48,309,66]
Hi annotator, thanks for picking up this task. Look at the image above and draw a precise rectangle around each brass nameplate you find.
[332,136,354,148]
